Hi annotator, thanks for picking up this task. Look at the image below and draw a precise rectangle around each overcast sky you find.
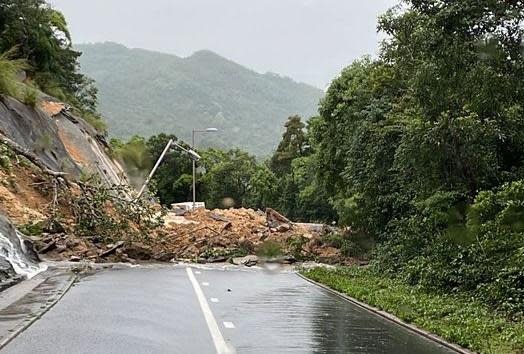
[49,0,398,89]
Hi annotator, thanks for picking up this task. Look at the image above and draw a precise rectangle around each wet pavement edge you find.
[296,272,474,354]
[0,271,77,350]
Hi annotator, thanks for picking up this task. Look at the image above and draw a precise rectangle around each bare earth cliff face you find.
[0,94,127,286]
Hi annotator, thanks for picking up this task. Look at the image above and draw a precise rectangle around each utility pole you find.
[192,131,196,211]
[191,128,218,210]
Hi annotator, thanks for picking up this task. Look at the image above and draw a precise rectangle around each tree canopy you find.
[310,0,524,315]
[0,0,98,112]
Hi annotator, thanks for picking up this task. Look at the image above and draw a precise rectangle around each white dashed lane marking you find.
[211,298,220,303]
[223,322,235,329]
[202,282,210,286]
[195,271,202,274]
[186,267,232,354]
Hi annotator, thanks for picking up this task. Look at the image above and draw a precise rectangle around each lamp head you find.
[188,149,201,161]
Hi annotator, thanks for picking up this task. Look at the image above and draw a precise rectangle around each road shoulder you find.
[0,268,77,350]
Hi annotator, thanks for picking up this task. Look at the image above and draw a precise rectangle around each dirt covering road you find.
[33,207,349,266]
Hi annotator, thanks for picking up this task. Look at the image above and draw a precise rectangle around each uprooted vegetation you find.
[0,142,162,261]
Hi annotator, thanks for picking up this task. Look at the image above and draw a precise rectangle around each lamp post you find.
[136,140,200,200]
[192,128,218,210]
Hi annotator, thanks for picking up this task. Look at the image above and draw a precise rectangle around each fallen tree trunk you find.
[0,132,68,180]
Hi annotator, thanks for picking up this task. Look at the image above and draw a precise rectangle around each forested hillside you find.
[76,42,323,156]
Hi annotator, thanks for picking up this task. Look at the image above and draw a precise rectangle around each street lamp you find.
[192,128,218,210]
[136,139,200,200]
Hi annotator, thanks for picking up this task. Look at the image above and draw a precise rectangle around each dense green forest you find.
[112,1,524,322]
[76,42,323,156]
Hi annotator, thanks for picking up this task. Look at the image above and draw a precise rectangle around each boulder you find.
[99,240,124,258]
[153,252,176,262]
[123,243,152,260]
[266,208,292,229]
[276,224,291,233]
[231,255,259,267]
[0,257,16,282]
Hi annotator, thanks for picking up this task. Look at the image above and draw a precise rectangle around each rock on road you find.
[1,264,456,354]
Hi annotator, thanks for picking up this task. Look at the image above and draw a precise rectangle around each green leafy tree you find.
[0,0,98,112]
[313,0,524,313]
[199,149,266,209]
[270,115,307,176]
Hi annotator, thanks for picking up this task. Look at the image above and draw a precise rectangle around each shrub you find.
[373,182,524,315]
[322,230,374,258]
[0,49,27,98]
[23,87,39,107]
[256,240,283,258]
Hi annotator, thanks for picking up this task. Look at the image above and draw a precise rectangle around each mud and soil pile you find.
[159,207,348,264]
[23,205,349,265]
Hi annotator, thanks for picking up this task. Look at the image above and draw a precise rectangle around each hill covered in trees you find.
[76,42,323,156]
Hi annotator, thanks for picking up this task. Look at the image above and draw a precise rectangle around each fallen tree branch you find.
[0,132,68,180]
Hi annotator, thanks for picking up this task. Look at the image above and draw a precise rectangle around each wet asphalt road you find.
[1,265,456,354]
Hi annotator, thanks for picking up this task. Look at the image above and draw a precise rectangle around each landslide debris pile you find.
[161,208,346,264]
[32,206,349,265]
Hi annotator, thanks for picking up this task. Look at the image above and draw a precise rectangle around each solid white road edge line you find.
[186,267,232,354]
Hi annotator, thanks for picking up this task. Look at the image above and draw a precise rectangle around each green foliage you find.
[199,148,265,209]
[0,144,14,172]
[22,87,38,107]
[266,116,336,222]
[0,49,28,98]
[69,176,163,243]
[310,0,524,316]
[303,267,524,354]
[113,134,196,206]
[270,115,306,176]
[0,0,98,112]
[75,42,323,156]
[146,134,193,205]
[322,231,374,258]
[18,222,43,236]
[286,235,309,260]
[256,240,283,258]
[111,136,154,190]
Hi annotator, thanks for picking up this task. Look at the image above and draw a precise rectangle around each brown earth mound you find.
[160,208,347,264]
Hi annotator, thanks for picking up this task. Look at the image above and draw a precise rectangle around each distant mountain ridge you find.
[76,42,324,156]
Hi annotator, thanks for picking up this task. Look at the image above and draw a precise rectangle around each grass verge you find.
[301,266,524,354]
